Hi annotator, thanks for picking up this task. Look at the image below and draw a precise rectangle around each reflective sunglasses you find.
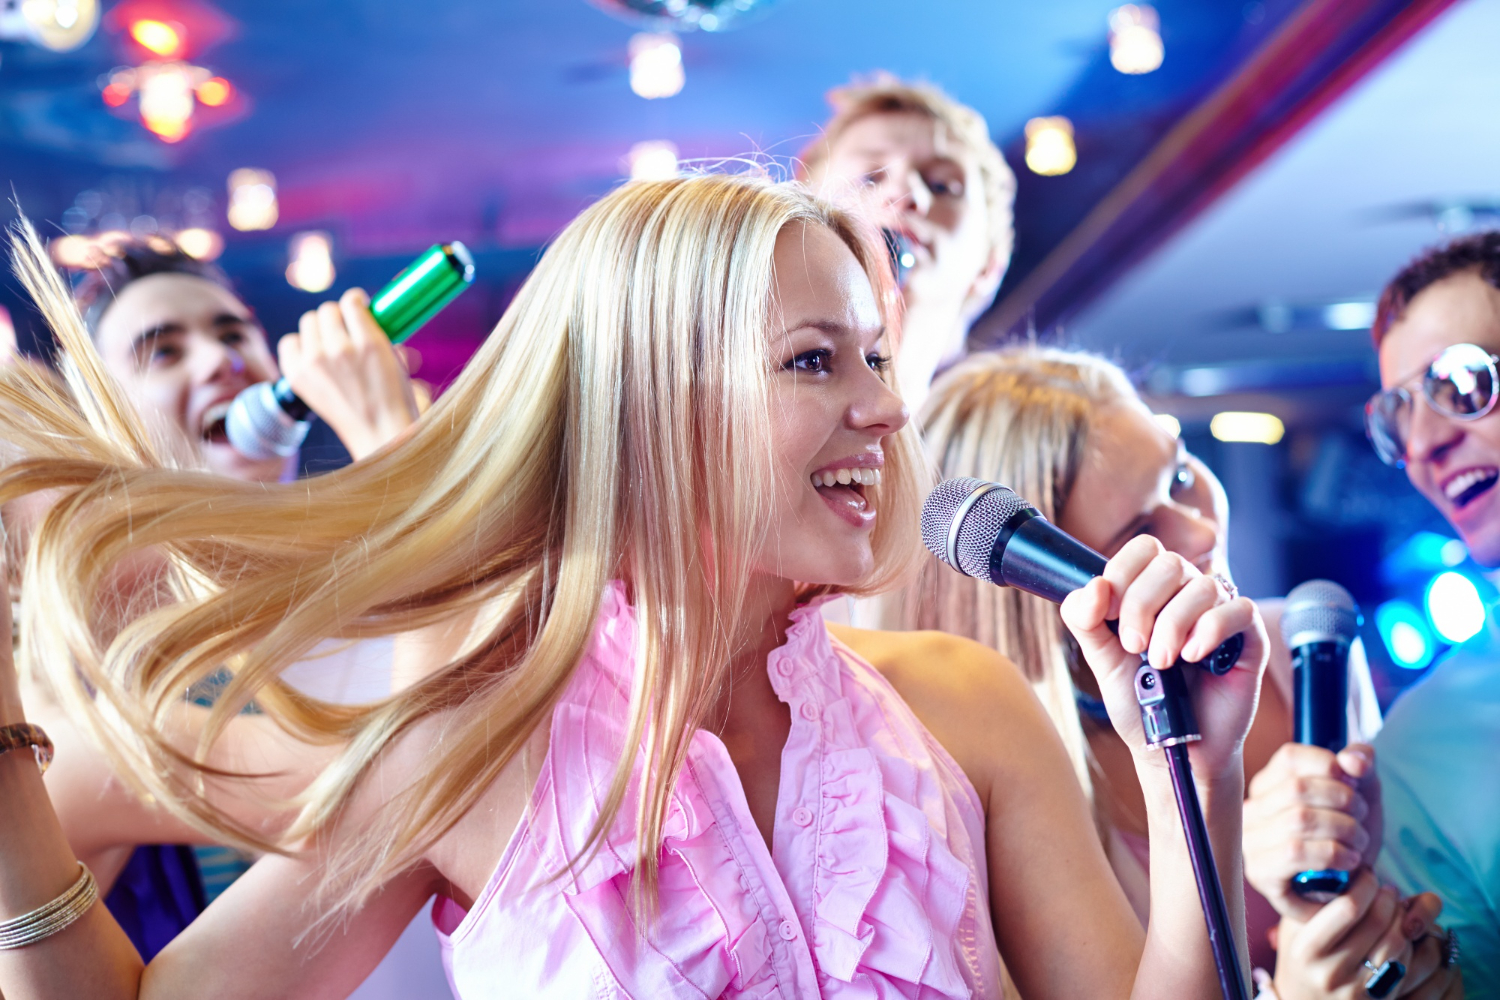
[1365,343,1500,467]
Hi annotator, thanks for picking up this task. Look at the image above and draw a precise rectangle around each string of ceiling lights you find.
[601,2,1169,183]
[29,0,1170,298]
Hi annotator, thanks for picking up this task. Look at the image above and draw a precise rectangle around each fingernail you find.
[1404,915,1427,939]
[1120,627,1145,652]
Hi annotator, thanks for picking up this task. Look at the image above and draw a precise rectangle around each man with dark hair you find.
[1362,229,1500,997]
[72,237,421,481]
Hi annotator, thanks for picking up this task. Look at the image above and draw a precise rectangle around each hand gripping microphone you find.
[1283,579,1362,901]
[920,476,1245,675]
[921,476,1251,1000]
[226,241,476,461]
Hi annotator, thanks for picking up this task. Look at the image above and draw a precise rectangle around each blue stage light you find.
[1425,571,1487,644]
[1375,600,1435,670]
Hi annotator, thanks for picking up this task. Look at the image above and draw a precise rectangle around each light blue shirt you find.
[1376,623,1500,999]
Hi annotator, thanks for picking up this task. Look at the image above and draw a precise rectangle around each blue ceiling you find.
[2,0,1127,249]
[1,0,1306,377]
[1070,0,1499,425]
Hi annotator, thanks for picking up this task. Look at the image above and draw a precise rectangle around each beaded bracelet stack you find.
[0,721,94,949]
[0,863,97,950]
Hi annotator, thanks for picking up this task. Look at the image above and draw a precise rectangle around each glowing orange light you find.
[143,114,190,141]
[137,62,194,142]
[196,76,231,106]
[101,82,131,106]
[129,18,182,57]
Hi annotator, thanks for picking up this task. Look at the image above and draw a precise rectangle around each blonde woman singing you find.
[0,174,1262,999]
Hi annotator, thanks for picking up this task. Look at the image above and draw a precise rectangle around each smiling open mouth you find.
[811,467,880,523]
[200,402,231,445]
[1446,467,1499,510]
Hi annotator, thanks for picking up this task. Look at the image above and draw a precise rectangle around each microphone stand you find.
[1135,660,1250,1000]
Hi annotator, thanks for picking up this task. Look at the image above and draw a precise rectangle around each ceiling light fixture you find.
[99,60,237,142]
[286,231,335,293]
[1024,117,1076,176]
[1109,4,1163,74]
[128,16,182,56]
[174,226,223,260]
[227,168,277,231]
[0,0,99,52]
[1210,411,1284,445]
[588,0,779,33]
[1321,300,1377,331]
[629,33,683,99]
[627,140,679,180]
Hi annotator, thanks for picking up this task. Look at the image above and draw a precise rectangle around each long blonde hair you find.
[0,173,926,916]
[900,346,1138,819]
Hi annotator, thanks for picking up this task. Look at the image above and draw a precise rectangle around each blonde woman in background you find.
[0,174,1263,999]
[842,345,1458,998]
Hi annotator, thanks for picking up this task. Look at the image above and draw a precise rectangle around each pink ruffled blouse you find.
[431,583,1004,998]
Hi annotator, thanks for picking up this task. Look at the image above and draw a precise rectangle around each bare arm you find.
[0,582,144,997]
[0,603,533,999]
[1059,537,1263,999]
[142,855,435,1000]
[29,690,341,865]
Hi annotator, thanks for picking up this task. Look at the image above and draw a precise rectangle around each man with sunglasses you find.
[1362,230,1500,998]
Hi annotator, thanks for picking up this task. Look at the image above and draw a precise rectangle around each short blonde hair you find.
[800,75,1016,268]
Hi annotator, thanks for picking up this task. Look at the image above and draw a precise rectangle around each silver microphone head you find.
[225,381,311,461]
[1283,579,1360,649]
[920,477,1033,579]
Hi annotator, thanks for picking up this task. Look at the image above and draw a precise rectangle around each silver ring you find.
[1435,927,1460,969]
[1210,573,1238,600]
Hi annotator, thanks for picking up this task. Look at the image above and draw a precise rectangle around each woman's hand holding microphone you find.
[1059,533,1268,784]
[277,287,422,462]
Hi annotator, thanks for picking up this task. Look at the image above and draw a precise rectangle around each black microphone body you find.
[992,507,1107,602]
[925,478,1243,674]
[1282,579,1361,901]
[1292,642,1348,752]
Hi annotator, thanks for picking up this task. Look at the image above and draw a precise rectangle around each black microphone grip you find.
[1291,641,1354,901]
[997,512,1245,675]
[1293,642,1348,751]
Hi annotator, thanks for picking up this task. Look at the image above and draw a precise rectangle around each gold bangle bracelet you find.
[0,863,98,950]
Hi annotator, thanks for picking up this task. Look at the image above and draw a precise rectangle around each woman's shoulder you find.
[825,624,1059,796]
[827,623,1022,692]
[349,705,549,909]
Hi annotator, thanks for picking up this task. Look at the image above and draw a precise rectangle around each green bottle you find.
[370,241,476,343]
